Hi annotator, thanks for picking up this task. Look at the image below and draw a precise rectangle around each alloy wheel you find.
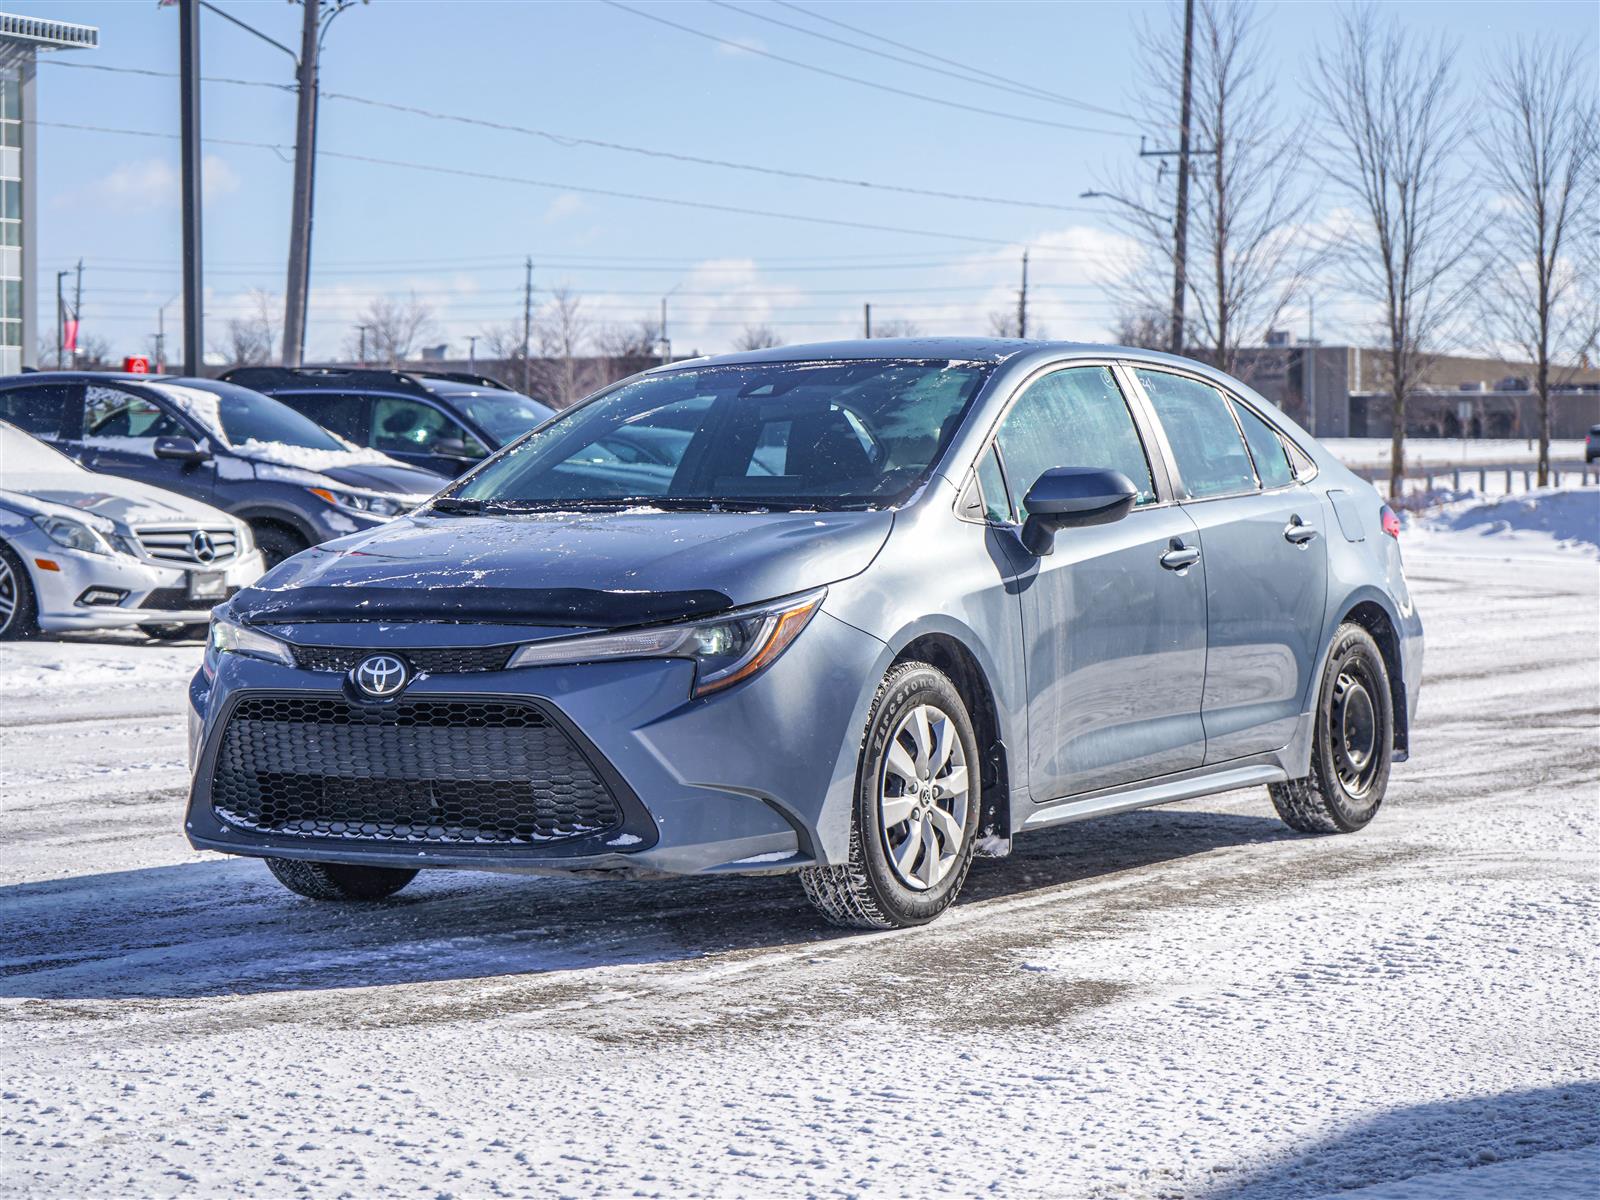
[879,703,971,891]
[0,555,15,634]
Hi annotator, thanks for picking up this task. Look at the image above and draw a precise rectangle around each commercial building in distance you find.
[0,12,99,374]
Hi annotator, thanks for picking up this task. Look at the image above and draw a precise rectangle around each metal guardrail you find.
[1348,462,1597,495]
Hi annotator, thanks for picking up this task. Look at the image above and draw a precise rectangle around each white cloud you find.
[714,34,765,57]
[90,154,241,208]
[543,193,584,223]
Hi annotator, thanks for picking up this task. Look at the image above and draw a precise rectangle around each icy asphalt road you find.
[0,525,1595,1199]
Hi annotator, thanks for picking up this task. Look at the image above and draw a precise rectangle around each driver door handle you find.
[1160,540,1201,571]
[1284,515,1318,545]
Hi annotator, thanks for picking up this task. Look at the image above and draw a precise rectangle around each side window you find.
[1230,399,1295,489]
[281,393,368,444]
[82,385,186,440]
[0,383,75,437]
[370,397,484,457]
[995,366,1157,517]
[1133,369,1257,499]
[975,444,1012,523]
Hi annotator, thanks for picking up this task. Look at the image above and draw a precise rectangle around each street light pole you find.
[1169,0,1196,355]
[281,0,319,366]
[55,270,68,367]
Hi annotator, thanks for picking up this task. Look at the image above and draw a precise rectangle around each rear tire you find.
[1270,623,1393,834]
[252,524,307,570]
[799,661,980,929]
[265,858,418,901]
[0,539,39,641]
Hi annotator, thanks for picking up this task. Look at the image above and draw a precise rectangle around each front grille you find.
[290,644,516,674]
[210,695,622,844]
[135,525,239,565]
[139,585,239,611]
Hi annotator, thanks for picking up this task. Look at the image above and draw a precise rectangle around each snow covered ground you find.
[1323,438,1588,470]
[0,515,1595,1198]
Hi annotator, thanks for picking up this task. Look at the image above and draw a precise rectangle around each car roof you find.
[649,336,1203,372]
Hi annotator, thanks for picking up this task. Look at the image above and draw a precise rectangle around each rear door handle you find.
[1160,541,1201,571]
[1284,516,1318,545]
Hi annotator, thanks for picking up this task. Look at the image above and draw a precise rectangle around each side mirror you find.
[153,435,212,465]
[434,436,484,461]
[1020,467,1139,556]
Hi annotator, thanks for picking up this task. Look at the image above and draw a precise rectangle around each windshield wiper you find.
[429,496,487,516]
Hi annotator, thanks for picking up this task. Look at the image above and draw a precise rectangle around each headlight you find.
[234,523,256,554]
[204,614,294,677]
[306,487,414,518]
[32,514,114,556]
[507,588,825,697]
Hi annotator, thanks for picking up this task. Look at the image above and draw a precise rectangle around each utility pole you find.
[468,334,478,372]
[72,259,83,362]
[1306,295,1317,435]
[1017,249,1029,339]
[178,0,203,376]
[54,270,67,367]
[660,294,669,365]
[357,323,370,365]
[863,303,872,339]
[282,0,320,367]
[522,256,534,392]
[1169,0,1196,355]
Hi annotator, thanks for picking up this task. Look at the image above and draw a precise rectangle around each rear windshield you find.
[450,360,989,511]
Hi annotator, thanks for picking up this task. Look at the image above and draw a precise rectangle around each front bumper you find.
[184,609,886,876]
[28,540,267,632]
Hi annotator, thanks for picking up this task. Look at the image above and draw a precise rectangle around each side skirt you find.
[1021,762,1289,833]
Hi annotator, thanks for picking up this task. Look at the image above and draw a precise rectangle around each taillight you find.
[1381,506,1401,538]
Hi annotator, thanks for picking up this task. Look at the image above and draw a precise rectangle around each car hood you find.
[311,460,448,495]
[0,469,238,531]
[230,507,894,628]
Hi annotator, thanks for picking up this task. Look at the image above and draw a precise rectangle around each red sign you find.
[123,355,151,374]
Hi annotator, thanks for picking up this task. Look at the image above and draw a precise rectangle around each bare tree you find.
[596,318,662,360]
[734,324,782,351]
[870,318,922,339]
[344,292,438,366]
[1111,309,1168,351]
[1310,7,1480,498]
[533,286,602,406]
[210,288,280,368]
[1098,0,1314,371]
[988,309,1049,340]
[1475,38,1599,485]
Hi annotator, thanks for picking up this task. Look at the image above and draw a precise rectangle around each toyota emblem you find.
[352,653,409,699]
[191,529,217,563]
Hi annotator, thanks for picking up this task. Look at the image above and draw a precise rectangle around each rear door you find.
[367,395,488,477]
[1129,366,1328,762]
[991,363,1207,801]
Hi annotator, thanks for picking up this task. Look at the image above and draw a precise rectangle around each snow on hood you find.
[230,507,893,627]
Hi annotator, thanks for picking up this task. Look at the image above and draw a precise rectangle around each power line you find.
[716,0,1139,124]
[41,58,1107,214]
[600,0,1131,137]
[39,120,1026,246]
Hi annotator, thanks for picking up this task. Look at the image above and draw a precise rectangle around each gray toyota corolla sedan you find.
[185,339,1422,928]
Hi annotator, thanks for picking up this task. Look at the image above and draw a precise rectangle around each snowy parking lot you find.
[1,494,1596,1199]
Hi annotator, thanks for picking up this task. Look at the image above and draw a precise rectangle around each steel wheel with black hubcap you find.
[1269,622,1394,834]
[0,539,39,641]
[800,661,981,929]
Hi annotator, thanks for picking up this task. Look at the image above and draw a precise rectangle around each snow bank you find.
[1419,487,1599,555]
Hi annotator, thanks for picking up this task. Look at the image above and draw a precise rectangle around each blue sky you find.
[23,0,1598,362]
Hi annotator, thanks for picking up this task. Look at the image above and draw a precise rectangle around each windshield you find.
[451,391,555,445]
[449,360,989,512]
[150,380,347,452]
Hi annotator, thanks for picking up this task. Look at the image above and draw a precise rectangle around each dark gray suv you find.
[0,373,446,566]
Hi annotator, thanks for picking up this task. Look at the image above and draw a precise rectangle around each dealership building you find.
[0,12,99,375]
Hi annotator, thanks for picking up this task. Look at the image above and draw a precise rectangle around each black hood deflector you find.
[231,585,734,628]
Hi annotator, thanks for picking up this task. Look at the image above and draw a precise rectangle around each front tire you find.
[265,858,418,901]
[252,524,308,570]
[1269,623,1393,834]
[800,661,980,929]
[0,539,39,641]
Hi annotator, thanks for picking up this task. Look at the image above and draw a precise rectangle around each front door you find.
[1130,367,1329,762]
[994,365,1208,802]
[73,382,217,502]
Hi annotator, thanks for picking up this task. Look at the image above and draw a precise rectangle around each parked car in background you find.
[221,367,556,478]
[0,419,265,640]
[0,373,446,567]
[187,339,1423,929]
[1587,424,1598,462]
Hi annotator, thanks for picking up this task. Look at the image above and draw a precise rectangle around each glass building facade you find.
[0,14,100,374]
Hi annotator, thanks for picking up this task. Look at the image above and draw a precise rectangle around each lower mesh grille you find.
[211,695,622,844]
